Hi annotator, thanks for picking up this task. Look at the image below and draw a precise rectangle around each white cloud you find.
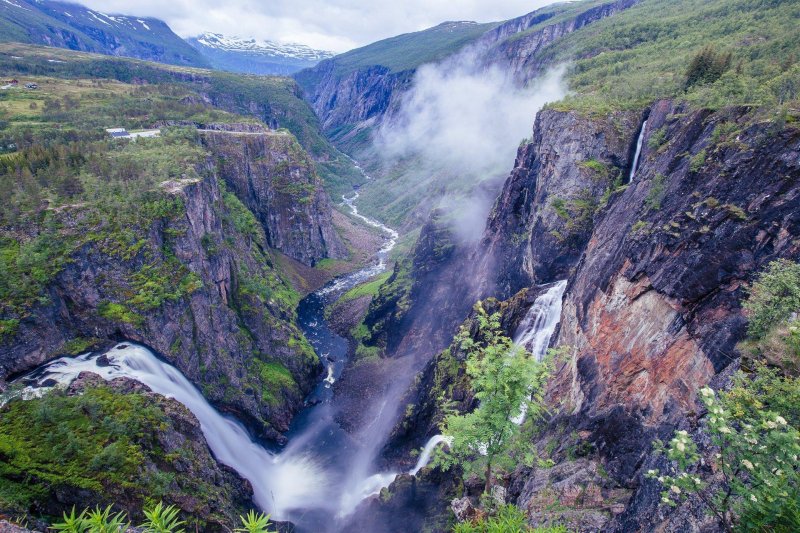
[375,48,567,242]
[69,0,559,52]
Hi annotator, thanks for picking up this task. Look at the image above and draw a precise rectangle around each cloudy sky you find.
[70,0,558,52]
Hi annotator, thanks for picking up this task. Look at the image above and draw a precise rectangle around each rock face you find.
[479,0,641,84]
[366,101,800,531]
[200,127,346,265]
[0,167,322,442]
[480,108,642,298]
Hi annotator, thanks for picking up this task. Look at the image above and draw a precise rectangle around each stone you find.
[451,497,477,523]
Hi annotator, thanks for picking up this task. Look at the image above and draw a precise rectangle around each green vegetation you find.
[0,384,247,528]
[541,0,800,112]
[453,504,567,533]
[235,510,277,533]
[141,501,185,533]
[0,386,168,509]
[742,259,800,340]
[48,503,275,533]
[644,174,667,210]
[339,272,392,305]
[251,359,299,406]
[295,21,496,91]
[648,260,800,531]
[435,304,553,493]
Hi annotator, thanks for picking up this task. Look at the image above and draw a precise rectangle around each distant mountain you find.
[187,32,336,76]
[0,0,208,67]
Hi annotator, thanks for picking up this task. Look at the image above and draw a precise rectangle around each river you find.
[8,190,404,532]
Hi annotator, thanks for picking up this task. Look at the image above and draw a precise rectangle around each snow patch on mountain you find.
[194,32,335,62]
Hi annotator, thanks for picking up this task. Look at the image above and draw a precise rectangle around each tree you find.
[436,304,552,493]
[646,376,799,532]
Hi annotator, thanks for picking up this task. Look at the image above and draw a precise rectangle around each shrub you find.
[453,504,567,533]
[743,259,800,339]
[647,375,800,532]
[685,45,732,90]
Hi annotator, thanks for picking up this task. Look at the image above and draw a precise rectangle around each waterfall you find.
[510,280,567,424]
[12,343,329,520]
[513,280,568,361]
[410,435,453,475]
[628,119,648,182]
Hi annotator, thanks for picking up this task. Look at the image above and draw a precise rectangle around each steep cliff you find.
[199,126,346,265]
[480,108,641,299]
[361,101,800,531]
[0,144,324,442]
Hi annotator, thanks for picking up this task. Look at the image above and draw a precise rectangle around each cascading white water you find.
[513,280,568,361]
[410,435,453,475]
[11,343,328,519]
[628,119,648,182]
[511,280,567,424]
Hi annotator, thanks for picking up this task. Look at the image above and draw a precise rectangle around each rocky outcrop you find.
[480,108,642,299]
[547,101,800,530]
[200,127,346,265]
[0,373,251,530]
[480,0,642,84]
[0,170,321,442]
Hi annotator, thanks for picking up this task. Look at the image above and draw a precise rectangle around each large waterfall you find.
[510,280,567,424]
[12,344,329,518]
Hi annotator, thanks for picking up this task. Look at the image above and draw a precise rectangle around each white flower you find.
[647,469,657,476]
[662,496,671,504]
[776,470,784,477]
[676,441,686,452]
[742,459,754,470]
[776,416,787,426]
[700,387,714,397]
[677,430,689,437]
[750,494,758,503]
[719,426,732,434]
[671,485,681,494]
[766,421,777,429]
[658,476,665,483]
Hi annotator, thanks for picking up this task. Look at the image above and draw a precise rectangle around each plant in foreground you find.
[140,501,185,533]
[234,510,276,533]
[647,382,800,532]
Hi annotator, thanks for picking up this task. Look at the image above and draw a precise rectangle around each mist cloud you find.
[376,50,567,241]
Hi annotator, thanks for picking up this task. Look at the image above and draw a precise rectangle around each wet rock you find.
[490,485,507,507]
[95,353,111,367]
[451,497,476,522]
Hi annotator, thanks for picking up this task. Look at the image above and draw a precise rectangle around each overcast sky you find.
[70,0,559,52]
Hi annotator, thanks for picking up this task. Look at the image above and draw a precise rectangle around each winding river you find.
[10,191,404,532]
[9,190,568,532]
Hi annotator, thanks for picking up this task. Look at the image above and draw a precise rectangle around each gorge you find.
[1,0,800,532]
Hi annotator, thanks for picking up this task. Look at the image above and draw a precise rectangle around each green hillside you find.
[0,0,208,68]
[295,21,497,92]
[535,0,800,112]
[0,43,363,194]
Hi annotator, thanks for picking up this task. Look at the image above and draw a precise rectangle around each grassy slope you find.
[0,43,364,195]
[533,0,800,112]
[0,0,208,68]
[295,21,497,93]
